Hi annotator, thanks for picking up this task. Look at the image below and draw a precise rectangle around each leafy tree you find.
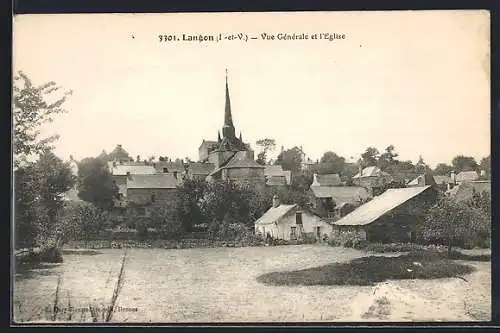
[415,155,432,174]
[378,145,398,170]
[256,138,276,165]
[200,180,263,228]
[77,157,119,211]
[14,163,45,248]
[420,196,489,253]
[275,146,303,173]
[360,147,380,167]
[479,155,491,178]
[13,71,72,167]
[176,178,209,232]
[434,163,454,176]
[317,151,345,175]
[451,155,478,173]
[56,201,103,243]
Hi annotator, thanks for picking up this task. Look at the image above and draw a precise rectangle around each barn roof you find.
[456,171,479,182]
[334,186,431,226]
[126,174,177,189]
[310,186,370,205]
[264,165,292,184]
[111,164,156,176]
[255,204,298,225]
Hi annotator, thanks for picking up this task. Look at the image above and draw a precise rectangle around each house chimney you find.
[450,170,456,184]
[272,195,280,208]
[126,171,132,181]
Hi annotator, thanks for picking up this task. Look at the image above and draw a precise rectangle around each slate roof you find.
[255,204,298,225]
[155,161,185,173]
[334,186,431,226]
[447,181,491,202]
[433,175,453,185]
[312,174,342,186]
[111,164,156,176]
[352,166,383,178]
[126,174,178,189]
[310,186,370,205]
[455,171,479,182]
[188,162,216,175]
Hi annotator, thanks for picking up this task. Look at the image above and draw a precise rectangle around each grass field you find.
[13,245,491,322]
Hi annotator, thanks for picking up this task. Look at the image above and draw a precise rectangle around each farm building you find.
[308,183,370,220]
[254,196,333,242]
[332,185,438,244]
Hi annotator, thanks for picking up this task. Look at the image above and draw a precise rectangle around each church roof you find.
[126,174,178,189]
[188,162,216,175]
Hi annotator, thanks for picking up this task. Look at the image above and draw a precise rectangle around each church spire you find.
[222,69,236,140]
[224,69,234,127]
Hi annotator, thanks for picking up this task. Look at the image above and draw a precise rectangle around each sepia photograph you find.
[12,10,491,323]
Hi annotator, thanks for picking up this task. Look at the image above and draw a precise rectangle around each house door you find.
[316,226,321,239]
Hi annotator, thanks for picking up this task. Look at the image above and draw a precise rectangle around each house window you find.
[290,226,297,240]
[163,168,168,173]
[151,194,156,203]
[295,212,303,225]
[173,171,178,179]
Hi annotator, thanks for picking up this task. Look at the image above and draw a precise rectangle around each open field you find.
[13,245,491,322]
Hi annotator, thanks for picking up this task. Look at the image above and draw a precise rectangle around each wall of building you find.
[127,188,179,208]
[330,225,367,244]
[225,168,265,184]
[255,210,332,241]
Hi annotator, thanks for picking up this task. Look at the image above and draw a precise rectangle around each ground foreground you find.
[13,245,491,322]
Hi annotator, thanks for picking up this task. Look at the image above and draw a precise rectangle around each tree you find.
[434,163,454,176]
[56,201,104,243]
[275,146,303,173]
[451,155,478,173]
[77,157,119,211]
[420,196,489,253]
[378,145,398,170]
[256,138,276,165]
[317,151,345,175]
[479,155,491,178]
[176,178,209,232]
[360,147,380,167]
[14,163,45,248]
[415,155,431,174]
[13,71,72,167]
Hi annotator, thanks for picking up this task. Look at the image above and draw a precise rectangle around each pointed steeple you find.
[222,69,236,141]
[224,69,234,128]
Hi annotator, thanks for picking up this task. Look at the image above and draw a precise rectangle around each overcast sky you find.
[13,11,490,167]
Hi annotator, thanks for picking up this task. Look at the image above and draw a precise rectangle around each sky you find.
[13,11,490,167]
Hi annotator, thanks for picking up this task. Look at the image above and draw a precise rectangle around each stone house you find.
[125,174,180,223]
[186,162,216,181]
[254,196,333,241]
[309,180,370,220]
[332,185,438,244]
[264,165,292,186]
[352,166,393,196]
